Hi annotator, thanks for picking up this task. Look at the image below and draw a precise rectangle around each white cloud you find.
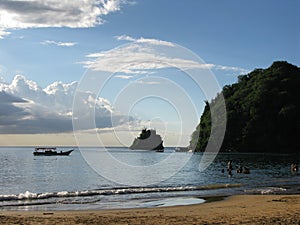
[0,29,10,39]
[115,75,134,79]
[0,75,130,134]
[135,37,175,47]
[41,40,77,47]
[0,0,131,38]
[115,35,175,47]
[82,36,248,75]
[83,45,195,74]
[213,65,249,74]
[134,80,160,85]
[115,35,136,42]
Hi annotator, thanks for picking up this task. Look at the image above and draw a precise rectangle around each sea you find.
[0,147,299,211]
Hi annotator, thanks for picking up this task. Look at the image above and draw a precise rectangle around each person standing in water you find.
[291,163,298,173]
[227,160,233,176]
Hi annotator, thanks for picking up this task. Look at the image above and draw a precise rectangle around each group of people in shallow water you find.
[222,160,299,177]
[222,160,250,177]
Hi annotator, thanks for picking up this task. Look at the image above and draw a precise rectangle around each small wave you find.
[244,187,287,195]
[0,190,100,202]
[0,183,242,202]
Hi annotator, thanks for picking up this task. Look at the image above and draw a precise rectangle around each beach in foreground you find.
[0,195,299,225]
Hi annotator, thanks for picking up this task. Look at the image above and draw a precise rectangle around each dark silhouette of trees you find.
[190,61,300,153]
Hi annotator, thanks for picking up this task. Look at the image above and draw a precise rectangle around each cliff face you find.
[191,61,300,153]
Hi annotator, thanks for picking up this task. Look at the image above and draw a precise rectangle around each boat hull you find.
[33,149,73,156]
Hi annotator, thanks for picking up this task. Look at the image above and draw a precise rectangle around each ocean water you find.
[0,147,299,211]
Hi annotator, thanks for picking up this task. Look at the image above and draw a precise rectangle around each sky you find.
[0,0,299,147]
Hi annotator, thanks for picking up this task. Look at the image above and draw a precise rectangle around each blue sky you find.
[1,0,299,86]
[0,0,299,146]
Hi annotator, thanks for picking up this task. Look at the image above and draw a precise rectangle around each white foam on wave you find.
[244,187,287,195]
[0,183,241,202]
[18,191,37,199]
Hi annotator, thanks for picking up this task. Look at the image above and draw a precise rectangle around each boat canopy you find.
[35,147,57,151]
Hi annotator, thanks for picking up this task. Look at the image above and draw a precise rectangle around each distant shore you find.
[1,195,299,225]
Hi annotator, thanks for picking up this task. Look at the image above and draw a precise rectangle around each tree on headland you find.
[190,61,300,153]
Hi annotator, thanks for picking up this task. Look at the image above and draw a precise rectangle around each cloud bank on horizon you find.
[0,75,132,134]
[0,0,132,38]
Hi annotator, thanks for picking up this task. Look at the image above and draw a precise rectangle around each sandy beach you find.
[0,195,299,225]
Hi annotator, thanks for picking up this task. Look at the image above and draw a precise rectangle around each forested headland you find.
[190,61,300,153]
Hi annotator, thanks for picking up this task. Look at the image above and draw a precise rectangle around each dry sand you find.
[0,195,299,225]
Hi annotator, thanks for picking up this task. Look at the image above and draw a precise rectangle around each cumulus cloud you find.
[0,0,132,38]
[82,35,249,75]
[0,91,28,129]
[41,40,77,47]
[0,75,130,134]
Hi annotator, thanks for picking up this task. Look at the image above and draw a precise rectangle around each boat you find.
[33,147,73,156]
[129,128,164,152]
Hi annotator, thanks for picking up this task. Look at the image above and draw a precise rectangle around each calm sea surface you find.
[0,147,299,211]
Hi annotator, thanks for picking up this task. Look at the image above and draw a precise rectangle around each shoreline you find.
[0,195,299,224]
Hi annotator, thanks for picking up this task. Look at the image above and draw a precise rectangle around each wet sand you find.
[0,195,299,224]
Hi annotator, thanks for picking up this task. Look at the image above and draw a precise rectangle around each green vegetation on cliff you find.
[190,61,300,153]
